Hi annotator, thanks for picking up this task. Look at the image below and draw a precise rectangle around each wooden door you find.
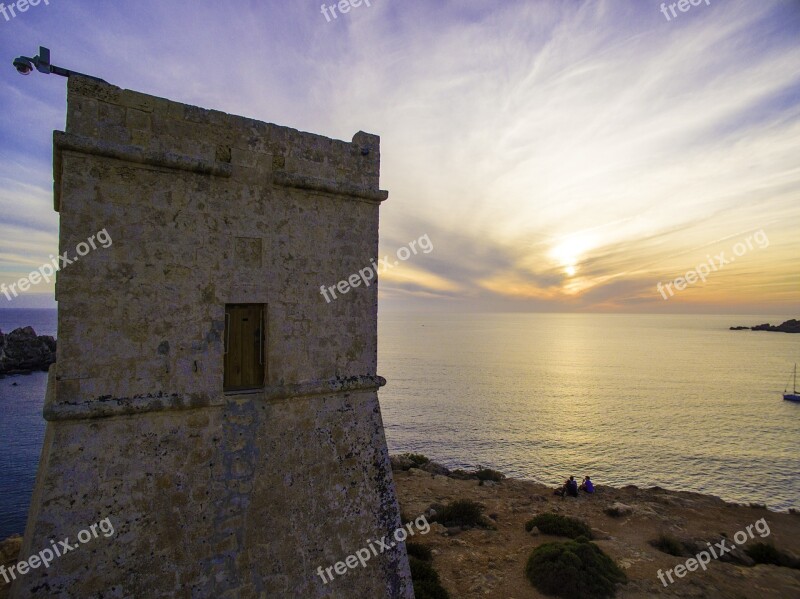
[224,304,265,391]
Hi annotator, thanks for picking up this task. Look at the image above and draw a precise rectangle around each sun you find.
[550,235,590,278]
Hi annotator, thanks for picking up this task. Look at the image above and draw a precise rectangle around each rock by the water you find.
[389,453,451,477]
[390,454,415,471]
[730,319,800,333]
[0,327,57,376]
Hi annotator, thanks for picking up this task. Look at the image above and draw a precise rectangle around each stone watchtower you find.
[12,76,413,598]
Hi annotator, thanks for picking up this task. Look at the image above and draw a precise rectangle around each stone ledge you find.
[259,374,388,401]
[44,374,387,421]
[273,171,389,203]
[53,131,233,211]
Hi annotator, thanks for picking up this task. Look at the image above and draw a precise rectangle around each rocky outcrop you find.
[0,327,56,376]
[390,453,452,476]
[730,319,800,333]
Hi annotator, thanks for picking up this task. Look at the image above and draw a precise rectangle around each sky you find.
[0,0,798,314]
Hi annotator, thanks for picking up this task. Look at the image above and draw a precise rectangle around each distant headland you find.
[730,319,800,333]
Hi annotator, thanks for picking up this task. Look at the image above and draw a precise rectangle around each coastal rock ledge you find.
[390,455,800,598]
[0,327,56,377]
[730,319,800,333]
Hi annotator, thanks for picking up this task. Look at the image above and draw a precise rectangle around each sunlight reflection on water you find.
[379,313,800,511]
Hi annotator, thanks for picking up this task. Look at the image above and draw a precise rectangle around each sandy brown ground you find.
[395,468,800,599]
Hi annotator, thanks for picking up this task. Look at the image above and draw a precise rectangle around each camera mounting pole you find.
[12,46,106,82]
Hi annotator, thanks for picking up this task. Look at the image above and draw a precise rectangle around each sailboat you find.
[784,364,800,402]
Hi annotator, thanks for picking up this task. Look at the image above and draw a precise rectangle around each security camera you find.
[11,46,106,83]
[13,57,34,75]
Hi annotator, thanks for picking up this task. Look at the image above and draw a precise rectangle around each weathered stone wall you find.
[12,77,411,598]
[53,76,385,408]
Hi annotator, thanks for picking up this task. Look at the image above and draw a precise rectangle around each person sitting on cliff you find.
[580,475,594,493]
[555,476,579,498]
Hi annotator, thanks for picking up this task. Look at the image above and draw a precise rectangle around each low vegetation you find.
[449,465,506,482]
[407,542,450,599]
[406,542,434,562]
[432,499,489,528]
[403,453,431,468]
[475,467,506,482]
[525,538,626,598]
[525,513,593,540]
[745,543,800,569]
[648,534,687,557]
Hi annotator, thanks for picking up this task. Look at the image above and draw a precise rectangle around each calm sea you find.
[0,309,55,540]
[378,313,800,513]
[1,310,798,539]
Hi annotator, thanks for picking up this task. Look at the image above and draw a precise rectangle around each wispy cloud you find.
[1,0,798,311]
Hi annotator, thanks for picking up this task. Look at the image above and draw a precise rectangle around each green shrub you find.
[410,556,450,599]
[475,467,505,482]
[648,534,686,557]
[525,538,626,598]
[525,513,593,540]
[436,499,485,527]
[574,535,590,544]
[433,499,486,528]
[402,453,431,468]
[406,542,433,562]
[745,543,800,569]
[745,542,782,565]
[448,466,506,481]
